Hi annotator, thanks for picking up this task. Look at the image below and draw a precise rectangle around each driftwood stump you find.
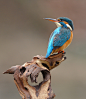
[3,52,66,99]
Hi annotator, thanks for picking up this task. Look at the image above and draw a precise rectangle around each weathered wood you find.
[3,52,66,99]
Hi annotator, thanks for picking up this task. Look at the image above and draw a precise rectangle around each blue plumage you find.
[57,17,74,30]
[45,17,74,58]
[46,27,61,58]
[46,27,71,58]
[53,28,71,47]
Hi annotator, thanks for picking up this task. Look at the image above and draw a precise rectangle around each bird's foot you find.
[58,50,65,54]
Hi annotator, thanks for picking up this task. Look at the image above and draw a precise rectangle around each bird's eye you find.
[58,19,61,22]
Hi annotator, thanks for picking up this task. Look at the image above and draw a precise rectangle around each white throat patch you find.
[55,22,61,27]
[66,24,72,31]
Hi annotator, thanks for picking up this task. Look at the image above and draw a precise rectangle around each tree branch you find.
[3,52,66,99]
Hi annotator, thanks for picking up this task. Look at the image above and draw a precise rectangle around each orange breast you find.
[51,31,73,54]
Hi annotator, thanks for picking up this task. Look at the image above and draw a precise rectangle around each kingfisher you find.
[45,17,74,58]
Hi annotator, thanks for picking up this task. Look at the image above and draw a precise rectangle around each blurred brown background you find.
[1,0,86,99]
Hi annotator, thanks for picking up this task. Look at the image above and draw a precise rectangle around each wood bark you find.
[3,52,66,99]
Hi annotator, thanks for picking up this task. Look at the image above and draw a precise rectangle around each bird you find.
[45,17,74,58]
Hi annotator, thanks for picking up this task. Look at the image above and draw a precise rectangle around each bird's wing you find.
[53,28,71,47]
[48,27,61,44]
